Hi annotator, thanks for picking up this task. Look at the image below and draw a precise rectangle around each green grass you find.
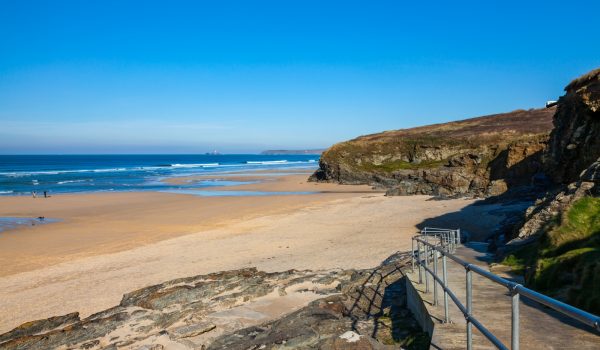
[543,197,600,253]
[533,197,600,312]
[501,243,539,275]
[502,197,600,313]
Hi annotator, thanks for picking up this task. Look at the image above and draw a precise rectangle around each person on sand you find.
[32,191,37,198]
[44,191,47,198]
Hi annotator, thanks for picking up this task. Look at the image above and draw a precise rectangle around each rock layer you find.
[508,68,600,243]
[498,68,600,313]
[544,68,600,184]
[0,253,425,350]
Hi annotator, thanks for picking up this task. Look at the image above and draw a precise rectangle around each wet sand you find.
[0,172,481,333]
[0,174,374,276]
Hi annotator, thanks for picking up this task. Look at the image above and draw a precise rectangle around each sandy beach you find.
[0,171,490,333]
[0,172,373,276]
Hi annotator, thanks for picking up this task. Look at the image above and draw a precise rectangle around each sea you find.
[0,154,319,196]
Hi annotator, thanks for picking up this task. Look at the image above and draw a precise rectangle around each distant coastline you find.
[261,149,324,155]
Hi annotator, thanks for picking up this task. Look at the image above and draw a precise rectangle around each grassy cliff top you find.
[320,107,555,172]
[353,107,555,144]
[565,67,600,92]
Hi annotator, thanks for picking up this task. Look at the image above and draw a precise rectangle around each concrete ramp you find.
[406,243,600,349]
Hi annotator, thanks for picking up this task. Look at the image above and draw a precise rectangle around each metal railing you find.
[411,227,600,350]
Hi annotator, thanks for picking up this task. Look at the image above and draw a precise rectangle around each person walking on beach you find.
[32,191,37,198]
[44,191,47,198]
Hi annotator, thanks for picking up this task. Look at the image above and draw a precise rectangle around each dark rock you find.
[544,68,600,184]
[0,312,80,345]
[506,67,600,244]
[169,322,216,339]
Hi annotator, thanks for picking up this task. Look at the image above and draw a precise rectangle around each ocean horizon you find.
[0,154,319,196]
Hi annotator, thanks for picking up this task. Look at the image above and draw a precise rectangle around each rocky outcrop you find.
[507,157,600,245]
[310,108,554,198]
[506,68,600,244]
[208,253,426,349]
[544,68,600,184]
[0,253,426,350]
[496,69,600,313]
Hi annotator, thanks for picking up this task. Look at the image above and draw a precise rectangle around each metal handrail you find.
[411,228,600,350]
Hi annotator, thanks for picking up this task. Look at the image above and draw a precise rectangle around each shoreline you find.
[0,192,480,334]
[0,171,509,334]
[0,172,376,277]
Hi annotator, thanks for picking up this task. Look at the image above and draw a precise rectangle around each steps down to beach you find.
[406,242,600,350]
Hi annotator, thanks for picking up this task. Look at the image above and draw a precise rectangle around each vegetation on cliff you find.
[502,197,600,313]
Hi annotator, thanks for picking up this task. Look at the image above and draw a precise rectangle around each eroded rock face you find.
[310,109,554,198]
[544,68,600,184]
[208,252,425,350]
[507,163,598,244]
[0,254,425,350]
[507,67,600,244]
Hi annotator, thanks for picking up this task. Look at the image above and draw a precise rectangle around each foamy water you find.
[0,155,319,196]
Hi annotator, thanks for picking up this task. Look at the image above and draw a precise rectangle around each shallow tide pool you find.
[0,217,59,233]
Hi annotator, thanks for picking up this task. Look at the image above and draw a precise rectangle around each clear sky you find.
[1,0,599,154]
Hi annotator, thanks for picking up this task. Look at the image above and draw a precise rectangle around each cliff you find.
[310,108,555,197]
[501,68,600,313]
[544,68,600,183]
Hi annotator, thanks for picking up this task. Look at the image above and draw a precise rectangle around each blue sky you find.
[1,1,599,154]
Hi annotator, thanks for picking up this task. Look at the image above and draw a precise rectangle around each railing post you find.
[411,238,415,273]
[511,289,520,350]
[454,230,458,251]
[457,228,461,244]
[417,241,423,284]
[466,267,473,350]
[424,243,430,293]
[433,250,439,306]
[442,254,449,323]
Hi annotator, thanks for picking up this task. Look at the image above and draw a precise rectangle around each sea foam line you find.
[246,160,288,164]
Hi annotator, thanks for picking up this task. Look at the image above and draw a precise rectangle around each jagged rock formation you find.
[509,68,600,243]
[507,157,600,245]
[499,68,600,313]
[544,68,600,184]
[208,253,427,349]
[310,108,554,197]
[0,253,426,350]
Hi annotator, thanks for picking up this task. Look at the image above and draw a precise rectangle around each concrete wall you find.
[405,276,435,339]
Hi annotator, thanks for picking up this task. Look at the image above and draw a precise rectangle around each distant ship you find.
[205,150,221,155]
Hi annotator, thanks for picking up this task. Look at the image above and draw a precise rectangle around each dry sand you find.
[0,172,481,333]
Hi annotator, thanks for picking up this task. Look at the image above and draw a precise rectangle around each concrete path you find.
[406,242,600,349]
